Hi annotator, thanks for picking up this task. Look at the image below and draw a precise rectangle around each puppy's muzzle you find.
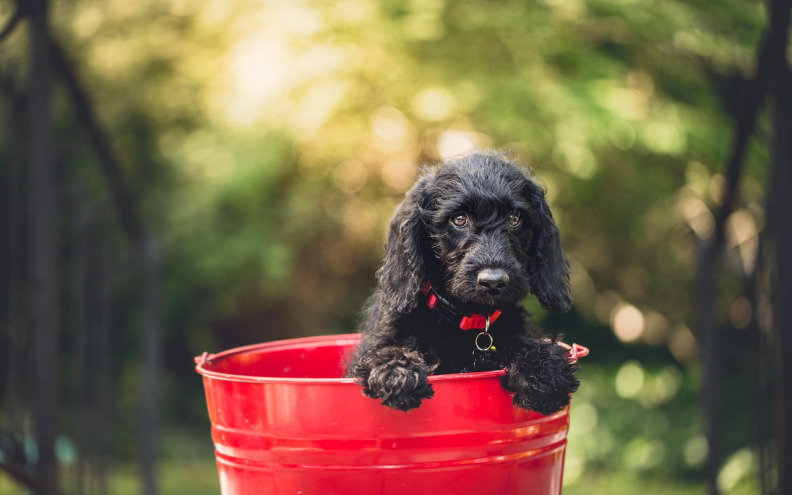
[477,268,510,294]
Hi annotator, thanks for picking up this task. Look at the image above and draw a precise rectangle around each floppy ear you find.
[525,180,572,312]
[375,175,433,314]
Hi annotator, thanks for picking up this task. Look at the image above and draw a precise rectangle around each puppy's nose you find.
[477,269,510,292]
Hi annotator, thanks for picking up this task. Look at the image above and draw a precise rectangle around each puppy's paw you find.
[360,347,434,411]
[501,341,579,415]
[508,377,575,415]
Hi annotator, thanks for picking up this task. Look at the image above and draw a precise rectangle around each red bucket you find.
[195,334,588,495]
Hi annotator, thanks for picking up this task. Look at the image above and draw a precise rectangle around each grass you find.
[563,473,704,495]
[1,457,711,495]
[109,460,220,495]
[0,458,220,495]
[0,430,715,495]
[0,429,221,495]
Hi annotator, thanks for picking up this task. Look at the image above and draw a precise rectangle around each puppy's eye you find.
[451,213,468,228]
[508,212,522,227]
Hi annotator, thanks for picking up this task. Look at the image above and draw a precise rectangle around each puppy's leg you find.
[350,345,434,411]
[499,335,579,415]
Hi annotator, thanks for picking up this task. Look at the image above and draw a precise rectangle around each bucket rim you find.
[194,333,508,385]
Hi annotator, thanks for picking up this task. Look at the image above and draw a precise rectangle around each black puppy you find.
[347,151,579,415]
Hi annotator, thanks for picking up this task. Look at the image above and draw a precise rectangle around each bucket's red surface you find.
[196,334,577,495]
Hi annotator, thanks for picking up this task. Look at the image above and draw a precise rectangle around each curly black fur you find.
[347,151,579,414]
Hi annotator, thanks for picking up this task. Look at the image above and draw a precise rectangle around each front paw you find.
[501,344,580,415]
[360,347,434,411]
[507,376,576,415]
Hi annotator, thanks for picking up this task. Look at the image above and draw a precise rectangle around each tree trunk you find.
[71,199,89,495]
[770,107,791,495]
[97,249,112,495]
[4,44,27,449]
[141,237,160,495]
[28,0,59,493]
[698,243,720,495]
[766,1,792,492]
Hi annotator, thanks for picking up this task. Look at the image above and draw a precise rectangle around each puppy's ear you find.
[376,175,433,314]
[525,180,572,312]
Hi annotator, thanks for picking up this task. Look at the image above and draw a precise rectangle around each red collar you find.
[421,282,502,331]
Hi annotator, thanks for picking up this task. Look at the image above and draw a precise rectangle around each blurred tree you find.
[27,0,60,493]
[0,0,786,493]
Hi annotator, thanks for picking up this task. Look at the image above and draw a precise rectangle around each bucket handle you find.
[194,343,588,366]
[559,342,589,363]
[195,352,216,366]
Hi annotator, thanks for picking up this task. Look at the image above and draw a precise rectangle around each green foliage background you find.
[0,0,775,493]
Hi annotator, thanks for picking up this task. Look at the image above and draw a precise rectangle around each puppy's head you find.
[377,151,571,313]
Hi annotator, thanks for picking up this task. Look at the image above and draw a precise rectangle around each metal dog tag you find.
[472,347,498,371]
[472,315,497,371]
